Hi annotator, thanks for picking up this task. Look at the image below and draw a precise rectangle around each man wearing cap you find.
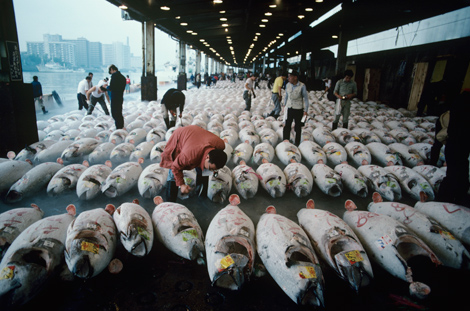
[160,125,227,202]
[283,71,309,146]
[268,72,287,119]
[332,70,357,130]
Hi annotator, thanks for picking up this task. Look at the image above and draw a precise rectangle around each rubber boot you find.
[166,181,178,202]
[164,117,170,129]
[343,122,349,129]
[332,122,338,131]
[169,120,176,128]
[42,107,48,114]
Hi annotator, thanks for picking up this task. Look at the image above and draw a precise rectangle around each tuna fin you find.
[129,139,135,145]
[283,139,289,143]
[83,160,90,167]
[105,204,116,215]
[31,203,41,212]
[341,160,348,164]
[290,158,297,163]
[240,160,246,165]
[7,151,15,159]
[66,204,76,216]
[223,138,228,143]
[108,258,123,274]
[154,196,164,205]
[266,206,277,214]
[372,192,383,203]
[317,159,324,164]
[26,159,33,165]
[261,158,269,164]
[306,199,315,209]
[57,158,64,165]
[105,160,112,168]
[111,139,116,144]
[138,157,144,164]
[229,194,240,206]
[419,191,428,202]
[345,200,357,212]
[245,140,249,144]
[133,199,140,205]
[409,282,431,300]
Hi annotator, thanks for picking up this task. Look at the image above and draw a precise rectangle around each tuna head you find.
[208,177,231,203]
[76,175,102,200]
[139,173,165,199]
[119,220,152,257]
[328,234,373,292]
[172,214,205,260]
[0,240,62,307]
[264,175,286,198]
[65,230,111,279]
[47,175,72,196]
[211,236,254,290]
[233,167,259,200]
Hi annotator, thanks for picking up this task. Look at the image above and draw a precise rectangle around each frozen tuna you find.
[366,142,403,167]
[383,166,434,201]
[298,200,373,292]
[0,204,44,259]
[65,205,119,279]
[335,163,368,198]
[6,162,63,203]
[343,200,440,299]
[88,142,115,165]
[137,163,169,199]
[323,142,347,167]
[231,161,259,200]
[232,142,253,165]
[256,162,286,198]
[412,165,446,192]
[275,140,301,166]
[284,162,313,198]
[113,200,154,257]
[252,143,275,165]
[368,193,470,270]
[205,195,255,290]
[0,158,33,194]
[208,166,232,203]
[345,141,371,167]
[298,140,326,166]
[388,143,424,168]
[151,197,204,260]
[76,161,113,200]
[0,205,76,307]
[61,138,100,163]
[311,163,343,197]
[47,162,88,196]
[358,165,401,201]
[101,159,144,198]
[150,141,167,162]
[256,206,325,307]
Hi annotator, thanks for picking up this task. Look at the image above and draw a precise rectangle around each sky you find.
[12,0,177,64]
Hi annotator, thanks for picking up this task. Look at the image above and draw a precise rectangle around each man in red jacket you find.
[160,125,227,202]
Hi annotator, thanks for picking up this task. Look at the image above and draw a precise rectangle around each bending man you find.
[161,88,185,129]
[160,125,227,202]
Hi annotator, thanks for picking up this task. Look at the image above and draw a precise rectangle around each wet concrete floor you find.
[1,152,468,311]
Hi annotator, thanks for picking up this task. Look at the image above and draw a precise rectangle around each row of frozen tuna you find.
[1,193,469,307]
[0,145,443,206]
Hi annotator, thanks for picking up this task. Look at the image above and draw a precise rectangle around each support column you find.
[196,50,201,74]
[0,0,38,155]
[336,26,348,75]
[141,21,157,101]
[177,41,187,90]
[204,56,209,75]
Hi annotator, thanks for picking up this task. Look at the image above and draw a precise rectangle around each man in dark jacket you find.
[32,76,48,114]
[161,88,185,129]
[107,64,126,129]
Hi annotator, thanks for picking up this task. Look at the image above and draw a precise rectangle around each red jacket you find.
[160,125,225,186]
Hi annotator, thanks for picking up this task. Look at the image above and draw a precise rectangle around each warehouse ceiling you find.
[106,0,470,67]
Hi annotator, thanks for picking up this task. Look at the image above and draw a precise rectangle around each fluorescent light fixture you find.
[305,8,313,12]
[310,4,342,28]
[119,5,127,9]
[269,5,276,8]
[288,31,302,42]
[259,24,266,27]
[222,23,228,27]
[262,19,268,22]
[180,22,188,26]
[220,18,227,21]
[265,12,272,16]
[160,6,170,11]
[332,35,338,38]
[214,0,223,4]
[298,15,305,19]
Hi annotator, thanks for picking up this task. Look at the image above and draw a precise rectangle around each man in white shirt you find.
[243,73,258,111]
[283,71,309,146]
[76,76,91,110]
[86,79,110,115]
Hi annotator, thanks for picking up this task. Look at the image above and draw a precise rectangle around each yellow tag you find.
[137,227,150,241]
[0,266,14,280]
[439,229,456,240]
[334,151,341,156]
[81,241,99,254]
[220,255,235,270]
[299,266,316,279]
[181,229,198,241]
[344,250,364,264]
